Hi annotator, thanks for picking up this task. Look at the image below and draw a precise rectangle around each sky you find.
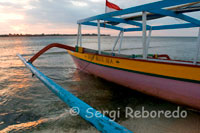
[0,0,199,36]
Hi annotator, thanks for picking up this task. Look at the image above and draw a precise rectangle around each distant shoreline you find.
[0,34,196,38]
[0,33,110,37]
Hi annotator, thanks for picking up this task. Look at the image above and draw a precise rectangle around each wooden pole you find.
[193,27,200,65]
[118,31,124,54]
[142,11,147,59]
[18,54,132,133]
[146,26,152,57]
[97,20,101,54]
[76,24,80,46]
[112,31,122,53]
[79,24,82,47]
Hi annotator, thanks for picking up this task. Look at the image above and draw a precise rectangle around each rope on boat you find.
[17,54,132,133]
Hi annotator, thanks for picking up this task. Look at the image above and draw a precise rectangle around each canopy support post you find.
[79,24,82,47]
[193,27,200,65]
[142,11,147,59]
[97,20,101,54]
[146,26,152,57]
[118,31,124,54]
[76,24,81,46]
[112,31,122,54]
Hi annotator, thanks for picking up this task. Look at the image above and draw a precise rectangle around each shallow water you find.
[0,36,200,133]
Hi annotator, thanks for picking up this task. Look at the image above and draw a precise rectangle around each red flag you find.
[106,0,122,13]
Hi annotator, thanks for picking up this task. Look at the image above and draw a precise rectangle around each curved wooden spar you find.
[28,43,76,63]
[17,54,132,133]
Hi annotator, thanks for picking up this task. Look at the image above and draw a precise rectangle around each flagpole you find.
[105,0,107,13]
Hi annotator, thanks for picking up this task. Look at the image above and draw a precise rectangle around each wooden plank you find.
[82,21,123,31]
[124,23,198,32]
[147,8,200,26]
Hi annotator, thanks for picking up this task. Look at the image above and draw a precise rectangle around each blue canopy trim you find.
[78,0,200,32]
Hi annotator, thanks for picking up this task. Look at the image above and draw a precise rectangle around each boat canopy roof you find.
[77,0,200,32]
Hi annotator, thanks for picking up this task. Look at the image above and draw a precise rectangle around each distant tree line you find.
[0,33,110,37]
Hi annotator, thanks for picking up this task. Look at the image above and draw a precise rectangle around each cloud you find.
[25,0,105,23]
[0,0,199,36]
[0,13,24,23]
[70,1,88,7]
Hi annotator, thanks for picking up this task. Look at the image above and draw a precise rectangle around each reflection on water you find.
[1,119,47,133]
[0,36,200,133]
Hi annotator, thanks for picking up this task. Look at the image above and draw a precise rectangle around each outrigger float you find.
[18,0,200,132]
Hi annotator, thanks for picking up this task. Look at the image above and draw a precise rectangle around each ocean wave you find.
[36,66,76,70]
[0,109,88,133]
[0,51,69,59]
[21,51,69,57]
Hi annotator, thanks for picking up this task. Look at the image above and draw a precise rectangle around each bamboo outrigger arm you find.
[18,52,132,133]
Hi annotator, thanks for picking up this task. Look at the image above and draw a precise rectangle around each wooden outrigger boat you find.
[20,0,200,114]
[68,0,200,110]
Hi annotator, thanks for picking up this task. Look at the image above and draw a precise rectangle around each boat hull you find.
[69,51,200,110]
